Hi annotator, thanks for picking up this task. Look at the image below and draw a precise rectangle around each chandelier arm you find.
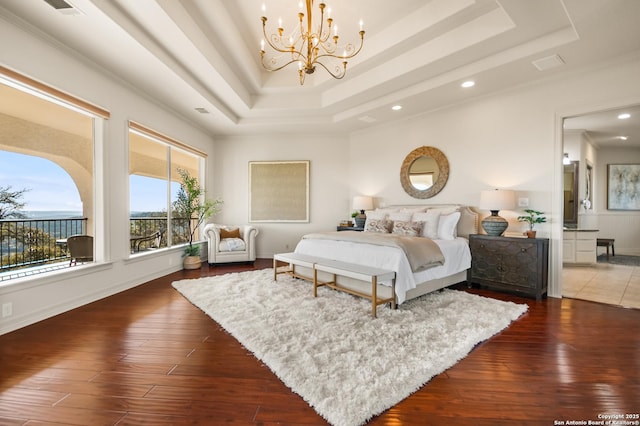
[261,56,307,73]
[313,60,347,79]
[335,32,365,59]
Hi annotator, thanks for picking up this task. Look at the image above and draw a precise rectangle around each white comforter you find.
[294,236,471,304]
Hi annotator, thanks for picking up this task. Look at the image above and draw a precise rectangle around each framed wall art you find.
[249,160,310,222]
[607,164,640,210]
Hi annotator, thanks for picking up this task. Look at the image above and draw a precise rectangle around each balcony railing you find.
[0,217,87,272]
[1,217,194,278]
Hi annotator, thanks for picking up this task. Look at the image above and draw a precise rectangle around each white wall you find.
[214,134,350,258]
[0,16,216,334]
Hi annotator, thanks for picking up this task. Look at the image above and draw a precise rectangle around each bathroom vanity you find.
[563,229,598,264]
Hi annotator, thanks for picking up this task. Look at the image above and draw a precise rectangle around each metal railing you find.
[0,218,87,271]
[128,217,192,252]
[0,217,195,274]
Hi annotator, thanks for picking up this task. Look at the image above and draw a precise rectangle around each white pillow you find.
[388,212,413,222]
[437,211,461,240]
[218,238,246,252]
[399,206,428,214]
[428,206,459,216]
[412,211,440,239]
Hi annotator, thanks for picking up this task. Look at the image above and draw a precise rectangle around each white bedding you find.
[294,236,471,304]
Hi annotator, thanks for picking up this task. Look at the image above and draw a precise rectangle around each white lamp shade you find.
[479,189,516,211]
[352,196,373,211]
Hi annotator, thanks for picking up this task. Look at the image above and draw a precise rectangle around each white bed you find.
[293,205,478,304]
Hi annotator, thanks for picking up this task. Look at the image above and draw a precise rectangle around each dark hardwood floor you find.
[1,259,638,425]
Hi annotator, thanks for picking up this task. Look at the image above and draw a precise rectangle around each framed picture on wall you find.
[249,160,310,222]
[607,164,640,210]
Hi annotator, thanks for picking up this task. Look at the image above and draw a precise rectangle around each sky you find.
[0,151,81,212]
[1,151,175,213]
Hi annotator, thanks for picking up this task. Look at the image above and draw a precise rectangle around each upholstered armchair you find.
[204,224,259,265]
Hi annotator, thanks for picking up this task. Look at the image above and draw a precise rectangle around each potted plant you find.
[173,168,223,269]
[517,209,547,238]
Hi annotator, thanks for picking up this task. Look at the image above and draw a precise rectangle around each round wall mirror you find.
[400,146,450,199]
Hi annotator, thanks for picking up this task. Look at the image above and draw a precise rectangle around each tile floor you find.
[562,261,640,309]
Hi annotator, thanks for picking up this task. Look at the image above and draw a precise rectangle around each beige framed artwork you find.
[249,161,310,222]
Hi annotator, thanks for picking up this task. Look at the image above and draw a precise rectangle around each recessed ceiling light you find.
[618,113,631,119]
[617,136,628,140]
[391,105,402,111]
[461,81,475,88]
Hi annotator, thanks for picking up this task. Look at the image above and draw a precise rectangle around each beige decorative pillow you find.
[392,221,424,237]
[364,210,388,230]
[365,219,393,233]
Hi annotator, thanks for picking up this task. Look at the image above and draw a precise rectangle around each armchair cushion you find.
[219,238,245,252]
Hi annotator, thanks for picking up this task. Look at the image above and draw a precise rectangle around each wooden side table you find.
[336,226,364,231]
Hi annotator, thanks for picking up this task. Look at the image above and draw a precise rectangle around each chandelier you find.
[260,1,365,85]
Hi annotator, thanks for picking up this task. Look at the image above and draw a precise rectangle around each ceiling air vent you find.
[532,54,565,71]
[195,108,210,114]
[43,0,83,15]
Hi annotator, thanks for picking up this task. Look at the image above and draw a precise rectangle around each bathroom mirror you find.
[563,161,579,225]
[400,146,449,199]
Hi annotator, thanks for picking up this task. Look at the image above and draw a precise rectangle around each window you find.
[0,66,107,278]
[128,122,206,255]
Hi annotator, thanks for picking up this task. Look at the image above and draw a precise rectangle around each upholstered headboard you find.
[381,205,479,239]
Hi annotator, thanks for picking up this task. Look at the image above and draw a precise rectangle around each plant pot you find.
[525,230,537,238]
[183,255,202,270]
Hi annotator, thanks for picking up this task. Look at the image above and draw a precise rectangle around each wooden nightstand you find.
[336,226,364,231]
[467,234,549,301]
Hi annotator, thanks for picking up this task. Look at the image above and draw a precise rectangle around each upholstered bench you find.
[273,252,319,282]
[313,259,396,318]
[273,252,396,318]
[596,238,615,258]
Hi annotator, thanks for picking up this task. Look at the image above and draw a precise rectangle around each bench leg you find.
[273,258,278,281]
[391,278,396,310]
[371,276,377,318]
[313,268,318,297]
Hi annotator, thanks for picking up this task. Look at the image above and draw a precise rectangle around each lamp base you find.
[481,211,508,236]
[354,213,366,228]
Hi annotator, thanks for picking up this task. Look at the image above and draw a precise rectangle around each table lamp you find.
[479,189,516,236]
[352,196,373,228]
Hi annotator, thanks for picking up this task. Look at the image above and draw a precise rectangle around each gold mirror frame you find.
[400,146,450,199]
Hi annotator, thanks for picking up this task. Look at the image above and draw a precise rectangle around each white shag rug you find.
[172,269,527,426]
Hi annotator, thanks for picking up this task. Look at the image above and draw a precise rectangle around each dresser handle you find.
[521,248,527,252]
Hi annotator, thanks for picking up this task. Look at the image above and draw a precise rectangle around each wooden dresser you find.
[468,234,549,301]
